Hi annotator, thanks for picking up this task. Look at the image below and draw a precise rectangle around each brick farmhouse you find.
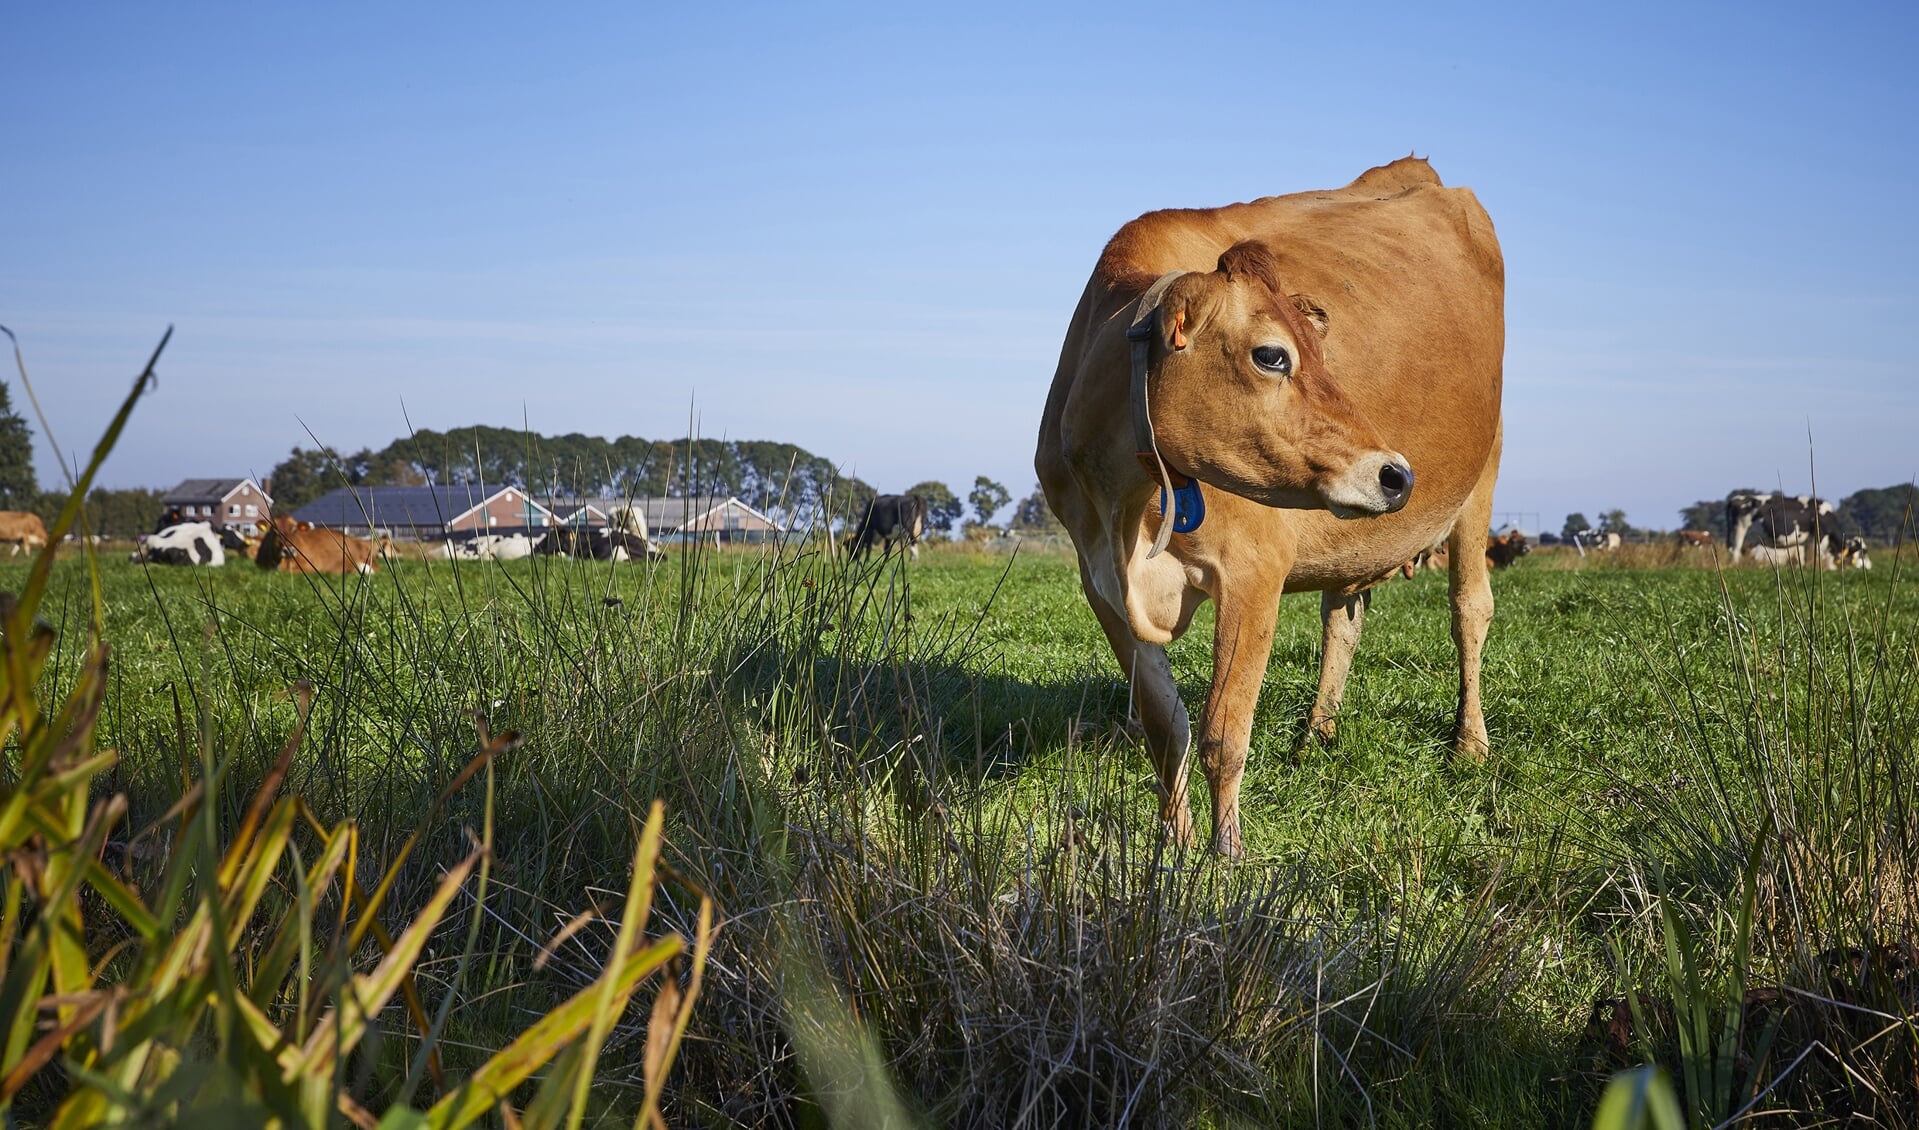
[160,478,273,535]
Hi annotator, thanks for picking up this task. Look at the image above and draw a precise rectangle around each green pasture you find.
[11,544,1917,1127]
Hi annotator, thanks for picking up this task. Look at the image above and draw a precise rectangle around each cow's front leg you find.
[1306,589,1370,743]
[1079,570,1196,844]
[1199,581,1284,858]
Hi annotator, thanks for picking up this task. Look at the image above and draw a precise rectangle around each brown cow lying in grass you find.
[254,516,382,574]
[1399,529,1525,577]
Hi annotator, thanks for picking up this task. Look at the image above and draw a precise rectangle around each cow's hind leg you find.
[1079,569,1195,846]
[1449,430,1502,758]
[1305,589,1370,744]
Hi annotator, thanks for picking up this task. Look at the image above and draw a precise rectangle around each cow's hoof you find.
[1160,803,1197,848]
[1308,714,1338,743]
[1210,827,1244,861]
[1453,724,1491,760]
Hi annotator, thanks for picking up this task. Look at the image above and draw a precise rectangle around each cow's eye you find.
[1252,344,1291,376]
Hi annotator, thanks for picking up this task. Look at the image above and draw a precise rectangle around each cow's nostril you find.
[1378,462,1413,500]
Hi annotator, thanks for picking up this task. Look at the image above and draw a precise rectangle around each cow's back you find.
[0,510,49,544]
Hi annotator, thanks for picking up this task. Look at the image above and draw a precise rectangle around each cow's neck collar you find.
[1126,270,1203,557]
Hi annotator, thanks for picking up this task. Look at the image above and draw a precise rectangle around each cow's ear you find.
[1290,294,1329,336]
[1161,271,1221,349]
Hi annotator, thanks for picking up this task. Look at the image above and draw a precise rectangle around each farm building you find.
[292,485,555,540]
[549,501,612,528]
[640,496,783,544]
[159,478,274,535]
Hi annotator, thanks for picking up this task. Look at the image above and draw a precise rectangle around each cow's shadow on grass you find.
[728,640,1138,790]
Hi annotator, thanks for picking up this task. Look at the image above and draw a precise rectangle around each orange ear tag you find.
[1171,310,1189,349]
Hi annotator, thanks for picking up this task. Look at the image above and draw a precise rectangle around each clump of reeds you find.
[0,330,713,1127]
[1592,523,1918,1126]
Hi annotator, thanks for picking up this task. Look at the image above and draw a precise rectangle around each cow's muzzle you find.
[1325,453,1415,518]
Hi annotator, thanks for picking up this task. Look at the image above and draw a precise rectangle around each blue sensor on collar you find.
[1159,480,1206,534]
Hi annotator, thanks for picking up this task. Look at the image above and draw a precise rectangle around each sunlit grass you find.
[7,532,1915,1126]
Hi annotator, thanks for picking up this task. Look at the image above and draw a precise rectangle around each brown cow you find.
[0,511,50,556]
[1486,530,1530,569]
[255,515,381,574]
[1036,157,1504,856]
[1676,529,1715,549]
[1398,538,1449,578]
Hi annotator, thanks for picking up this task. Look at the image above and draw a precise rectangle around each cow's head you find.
[1140,242,1412,518]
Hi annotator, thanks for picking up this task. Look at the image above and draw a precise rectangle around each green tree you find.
[0,380,38,510]
[1010,484,1063,535]
[1561,512,1590,540]
[1838,484,1918,542]
[266,446,349,513]
[1597,509,1634,537]
[1677,500,1722,536]
[31,488,165,538]
[968,476,1010,528]
[904,480,962,534]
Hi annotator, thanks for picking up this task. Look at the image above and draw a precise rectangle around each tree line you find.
[265,428,876,527]
[0,392,1067,541]
[264,425,1065,537]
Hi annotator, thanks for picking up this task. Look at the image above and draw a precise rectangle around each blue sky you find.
[5,1,1915,532]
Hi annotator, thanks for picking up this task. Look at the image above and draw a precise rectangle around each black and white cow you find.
[535,528,662,562]
[428,533,537,561]
[131,521,227,566]
[1747,543,1806,567]
[1726,491,1834,560]
[1826,533,1873,570]
[845,494,928,561]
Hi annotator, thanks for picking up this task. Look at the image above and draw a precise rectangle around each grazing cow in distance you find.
[1036,157,1503,857]
[1748,543,1806,567]
[0,511,49,556]
[1749,535,1870,570]
[1572,529,1621,552]
[1486,530,1530,569]
[1676,530,1716,549]
[846,494,928,561]
[1825,533,1872,570]
[1398,537,1447,579]
[255,516,381,574]
[1401,530,1523,576]
[1727,491,1833,560]
[132,521,226,566]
